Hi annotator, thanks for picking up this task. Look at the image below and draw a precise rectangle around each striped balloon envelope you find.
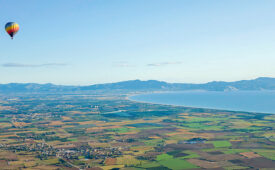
[5,22,19,39]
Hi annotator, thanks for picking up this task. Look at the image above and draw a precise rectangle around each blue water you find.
[130,91,275,114]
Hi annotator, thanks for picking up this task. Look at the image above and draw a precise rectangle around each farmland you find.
[0,93,275,169]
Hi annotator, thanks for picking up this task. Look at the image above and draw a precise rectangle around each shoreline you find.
[126,91,274,115]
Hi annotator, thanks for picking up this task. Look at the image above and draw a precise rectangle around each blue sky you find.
[0,0,275,85]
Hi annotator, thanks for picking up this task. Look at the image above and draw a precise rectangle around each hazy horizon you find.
[0,76,274,86]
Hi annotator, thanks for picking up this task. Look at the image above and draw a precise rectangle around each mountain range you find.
[0,77,275,93]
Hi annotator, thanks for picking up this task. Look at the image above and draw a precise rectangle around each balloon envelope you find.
[5,22,19,39]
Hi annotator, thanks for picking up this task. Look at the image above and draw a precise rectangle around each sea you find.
[130,91,275,114]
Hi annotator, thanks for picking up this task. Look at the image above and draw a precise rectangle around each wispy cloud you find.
[2,63,67,68]
[147,61,183,67]
[112,62,136,67]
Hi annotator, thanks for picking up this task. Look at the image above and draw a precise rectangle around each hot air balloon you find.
[5,22,19,39]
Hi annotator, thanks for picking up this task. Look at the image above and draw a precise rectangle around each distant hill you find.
[0,83,78,93]
[0,77,275,93]
[81,77,275,91]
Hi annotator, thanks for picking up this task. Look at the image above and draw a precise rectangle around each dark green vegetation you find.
[0,93,275,169]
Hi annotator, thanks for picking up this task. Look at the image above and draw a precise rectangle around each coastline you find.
[126,91,274,115]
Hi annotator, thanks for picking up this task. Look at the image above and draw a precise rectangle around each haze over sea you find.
[130,91,275,114]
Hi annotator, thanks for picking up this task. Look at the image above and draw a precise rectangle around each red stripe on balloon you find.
[7,28,19,34]
[7,30,15,34]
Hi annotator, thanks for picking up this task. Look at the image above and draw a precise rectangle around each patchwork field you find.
[0,93,275,169]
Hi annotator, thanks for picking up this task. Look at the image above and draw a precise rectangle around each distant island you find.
[0,77,275,93]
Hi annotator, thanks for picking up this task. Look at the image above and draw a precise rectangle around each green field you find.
[158,158,198,170]
[210,141,232,148]
[253,149,275,160]
[156,154,173,161]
